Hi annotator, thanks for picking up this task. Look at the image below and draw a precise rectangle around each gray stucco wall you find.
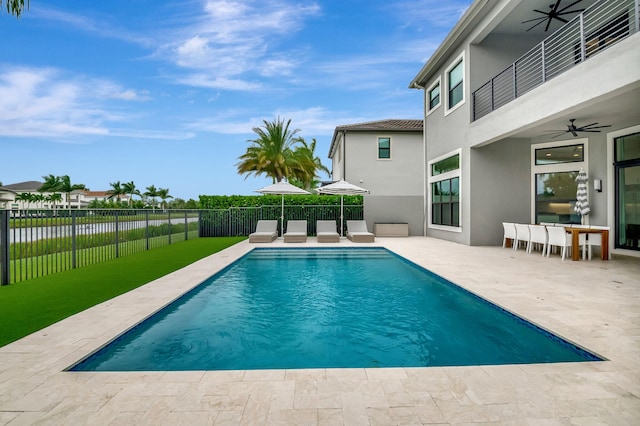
[363,195,425,236]
[469,138,531,246]
[343,131,423,196]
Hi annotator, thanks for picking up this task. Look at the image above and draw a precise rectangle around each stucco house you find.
[327,119,425,235]
[0,181,130,209]
[409,0,639,257]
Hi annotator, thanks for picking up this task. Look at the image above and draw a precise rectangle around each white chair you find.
[346,220,375,243]
[527,224,547,255]
[249,220,278,243]
[546,226,572,260]
[586,226,609,260]
[513,223,530,251]
[502,222,516,248]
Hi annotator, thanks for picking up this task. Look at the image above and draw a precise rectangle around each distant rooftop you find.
[329,119,423,158]
[3,181,44,191]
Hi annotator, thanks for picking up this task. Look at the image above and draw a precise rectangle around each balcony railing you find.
[472,0,639,121]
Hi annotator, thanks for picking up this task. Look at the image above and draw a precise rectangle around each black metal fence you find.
[0,205,363,285]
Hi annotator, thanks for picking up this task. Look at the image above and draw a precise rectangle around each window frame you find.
[428,148,462,232]
[530,139,588,225]
[426,77,441,116]
[444,52,465,116]
[377,136,391,160]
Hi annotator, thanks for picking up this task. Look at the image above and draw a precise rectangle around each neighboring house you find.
[409,0,639,257]
[0,182,130,209]
[327,119,425,235]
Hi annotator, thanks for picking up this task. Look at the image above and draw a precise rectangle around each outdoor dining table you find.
[564,227,609,261]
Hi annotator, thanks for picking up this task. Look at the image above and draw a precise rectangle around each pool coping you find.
[1,237,638,424]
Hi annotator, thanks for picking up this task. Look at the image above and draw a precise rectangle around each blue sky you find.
[2,0,471,200]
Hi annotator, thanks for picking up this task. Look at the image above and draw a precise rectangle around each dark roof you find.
[3,181,44,191]
[334,119,423,132]
[329,119,423,158]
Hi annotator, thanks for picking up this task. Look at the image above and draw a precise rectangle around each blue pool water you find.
[70,248,602,371]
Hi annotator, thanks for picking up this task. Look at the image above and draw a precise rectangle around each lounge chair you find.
[316,220,340,243]
[346,220,375,243]
[284,220,308,243]
[249,220,278,243]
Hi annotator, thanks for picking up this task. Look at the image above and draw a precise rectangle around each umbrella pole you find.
[340,195,344,237]
[281,195,284,237]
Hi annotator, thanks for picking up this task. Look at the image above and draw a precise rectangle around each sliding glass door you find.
[615,132,640,251]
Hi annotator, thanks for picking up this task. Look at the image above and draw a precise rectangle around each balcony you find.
[472,0,639,121]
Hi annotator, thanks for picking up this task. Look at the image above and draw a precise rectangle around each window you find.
[614,132,640,251]
[428,81,441,111]
[531,140,588,225]
[378,137,390,159]
[446,55,464,110]
[429,151,461,229]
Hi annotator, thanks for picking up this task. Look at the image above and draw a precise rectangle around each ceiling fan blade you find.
[582,125,612,130]
[522,16,548,24]
[576,122,598,129]
[527,19,549,31]
[571,130,578,137]
[533,9,551,15]
[554,16,569,23]
[551,0,562,14]
[577,130,602,133]
[557,9,585,16]
[550,132,569,138]
[557,0,584,13]
[545,18,553,32]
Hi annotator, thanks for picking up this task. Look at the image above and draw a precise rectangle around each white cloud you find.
[158,0,320,88]
[0,66,174,139]
[178,74,261,91]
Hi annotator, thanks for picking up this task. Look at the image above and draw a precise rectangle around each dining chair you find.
[586,225,609,260]
[527,224,547,255]
[546,226,572,260]
[502,222,516,248]
[513,223,530,251]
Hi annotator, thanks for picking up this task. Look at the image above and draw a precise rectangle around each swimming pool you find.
[70,247,602,371]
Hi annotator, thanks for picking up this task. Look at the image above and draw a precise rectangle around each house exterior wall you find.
[342,131,423,196]
[416,0,640,254]
[330,128,425,235]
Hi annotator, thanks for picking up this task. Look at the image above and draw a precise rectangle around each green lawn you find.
[0,237,245,347]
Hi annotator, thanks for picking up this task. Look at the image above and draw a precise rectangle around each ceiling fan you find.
[547,119,612,138]
[522,0,585,32]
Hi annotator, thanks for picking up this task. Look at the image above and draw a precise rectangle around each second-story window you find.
[428,82,440,111]
[378,137,391,159]
[447,55,464,111]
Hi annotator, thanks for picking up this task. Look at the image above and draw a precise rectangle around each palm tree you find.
[122,181,140,206]
[2,0,28,17]
[144,185,159,210]
[15,192,34,208]
[46,193,63,209]
[291,138,330,190]
[157,188,173,210]
[58,175,87,209]
[39,174,62,193]
[236,117,302,183]
[107,181,126,201]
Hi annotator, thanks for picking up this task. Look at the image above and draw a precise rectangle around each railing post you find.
[0,210,9,285]
[512,64,517,99]
[71,211,77,269]
[490,78,495,112]
[579,14,586,63]
[115,210,120,258]
[540,42,546,83]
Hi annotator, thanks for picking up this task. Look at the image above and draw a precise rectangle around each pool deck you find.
[1,237,639,425]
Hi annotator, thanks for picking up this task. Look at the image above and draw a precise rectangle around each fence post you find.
[145,210,150,250]
[0,210,9,285]
[71,211,77,269]
[184,211,188,241]
[115,210,120,258]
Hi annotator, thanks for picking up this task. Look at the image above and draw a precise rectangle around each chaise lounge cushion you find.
[284,220,308,243]
[316,220,340,243]
[346,220,375,243]
[249,220,278,243]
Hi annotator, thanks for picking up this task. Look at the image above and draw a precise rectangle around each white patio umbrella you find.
[316,179,370,236]
[255,181,310,236]
[574,168,591,224]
